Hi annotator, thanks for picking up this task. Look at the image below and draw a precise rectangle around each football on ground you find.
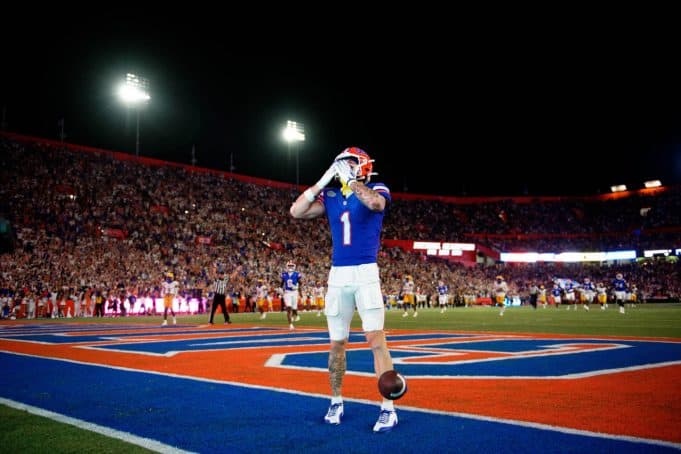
[378,370,408,400]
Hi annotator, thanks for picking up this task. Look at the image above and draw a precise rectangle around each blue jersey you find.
[613,278,627,292]
[320,182,391,266]
[281,271,301,292]
[438,285,448,295]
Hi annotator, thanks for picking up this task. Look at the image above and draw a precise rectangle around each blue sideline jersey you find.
[613,277,627,292]
[319,182,391,266]
[281,271,301,292]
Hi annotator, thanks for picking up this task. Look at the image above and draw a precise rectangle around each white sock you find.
[331,396,343,405]
[381,399,395,411]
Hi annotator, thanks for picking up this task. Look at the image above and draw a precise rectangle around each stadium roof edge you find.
[0,131,674,203]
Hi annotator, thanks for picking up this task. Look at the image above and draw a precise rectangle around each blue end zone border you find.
[0,352,677,453]
[0,325,281,343]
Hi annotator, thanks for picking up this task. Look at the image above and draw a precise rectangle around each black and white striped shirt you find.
[213,278,229,296]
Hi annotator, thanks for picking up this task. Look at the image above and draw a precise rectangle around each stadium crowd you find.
[0,135,679,318]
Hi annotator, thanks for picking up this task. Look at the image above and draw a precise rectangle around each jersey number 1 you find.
[340,211,351,245]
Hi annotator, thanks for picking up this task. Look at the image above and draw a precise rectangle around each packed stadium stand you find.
[1,132,679,318]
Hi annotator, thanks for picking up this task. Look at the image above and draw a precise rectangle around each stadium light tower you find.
[282,120,305,186]
[118,73,150,157]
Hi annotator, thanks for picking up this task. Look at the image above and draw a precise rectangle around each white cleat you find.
[161,320,168,326]
[413,312,418,318]
[289,324,295,330]
[294,315,301,322]
[172,317,177,325]
[402,312,408,317]
[324,403,344,425]
[373,409,398,433]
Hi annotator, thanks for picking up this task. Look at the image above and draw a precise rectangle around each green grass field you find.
[200,303,681,337]
[0,404,155,454]
[2,303,680,453]
[21,303,681,338]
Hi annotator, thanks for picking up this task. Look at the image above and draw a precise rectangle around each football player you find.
[401,275,417,318]
[596,282,608,310]
[437,280,449,313]
[161,272,179,326]
[613,272,628,314]
[314,281,325,317]
[580,277,595,311]
[290,146,400,432]
[493,275,508,316]
[281,260,301,329]
[255,279,269,319]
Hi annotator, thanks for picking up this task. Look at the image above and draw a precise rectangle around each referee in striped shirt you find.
[210,266,242,324]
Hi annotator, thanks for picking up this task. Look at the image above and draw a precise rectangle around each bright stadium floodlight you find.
[644,180,662,188]
[283,120,305,186]
[610,184,627,193]
[118,73,150,157]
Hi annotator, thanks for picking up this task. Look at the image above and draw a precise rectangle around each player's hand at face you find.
[334,159,357,186]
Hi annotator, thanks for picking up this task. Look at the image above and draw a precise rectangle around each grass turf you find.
[36,303,681,338]
[0,404,155,454]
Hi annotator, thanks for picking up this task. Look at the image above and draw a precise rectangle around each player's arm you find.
[350,180,385,211]
[290,192,325,219]
[290,163,335,219]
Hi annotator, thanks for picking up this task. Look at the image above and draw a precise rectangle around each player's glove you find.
[333,150,351,162]
[334,159,357,186]
[315,163,337,189]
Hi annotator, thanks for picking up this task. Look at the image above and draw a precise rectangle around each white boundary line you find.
[266,339,681,379]
[0,397,195,454]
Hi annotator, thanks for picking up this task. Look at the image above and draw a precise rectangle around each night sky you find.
[3,21,681,197]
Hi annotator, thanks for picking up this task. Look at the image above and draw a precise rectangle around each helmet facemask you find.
[334,147,377,182]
